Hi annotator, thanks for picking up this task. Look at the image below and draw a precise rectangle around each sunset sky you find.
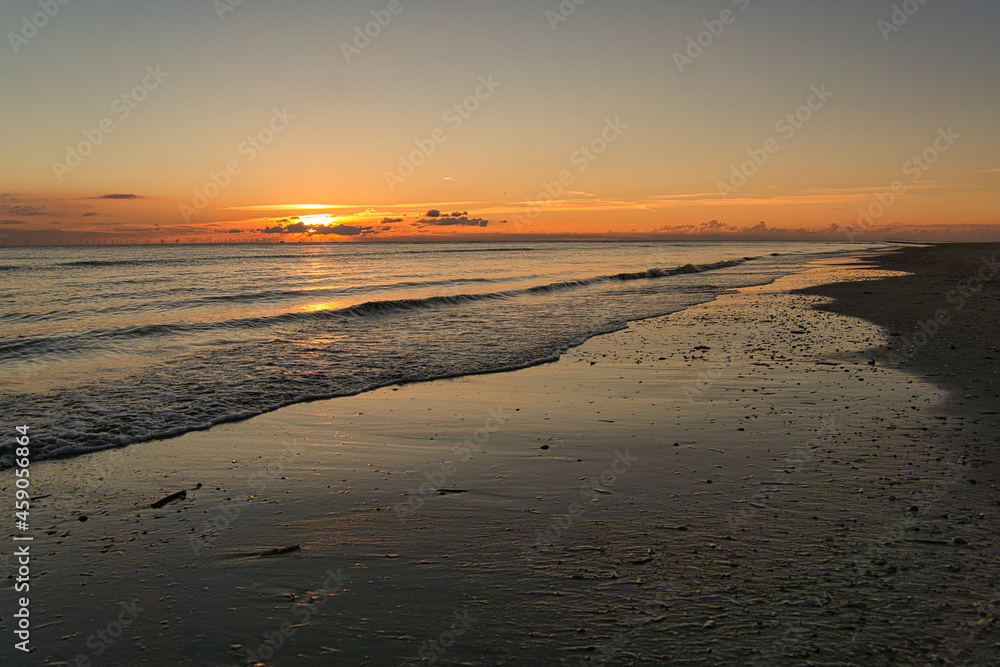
[2,0,998,244]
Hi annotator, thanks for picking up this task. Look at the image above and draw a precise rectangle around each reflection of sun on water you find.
[303,300,351,313]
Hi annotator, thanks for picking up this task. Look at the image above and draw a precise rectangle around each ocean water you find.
[0,241,873,464]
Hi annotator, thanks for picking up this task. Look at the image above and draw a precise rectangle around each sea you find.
[0,240,877,465]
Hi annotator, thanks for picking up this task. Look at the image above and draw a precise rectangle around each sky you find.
[1,0,998,244]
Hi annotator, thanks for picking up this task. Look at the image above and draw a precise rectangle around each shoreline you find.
[1,246,858,469]
[803,243,1000,417]
[3,245,999,665]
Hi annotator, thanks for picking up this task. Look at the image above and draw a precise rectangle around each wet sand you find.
[3,244,1000,666]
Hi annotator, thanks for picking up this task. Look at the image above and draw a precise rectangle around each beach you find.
[4,243,1000,666]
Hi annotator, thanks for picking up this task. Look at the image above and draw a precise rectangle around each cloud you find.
[413,216,489,228]
[695,219,729,233]
[0,219,26,225]
[260,221,377,237]
[96,193,143,200]
[309,224,374,237]
[652,219,764,235]
[261,221,310,234]
[82,212,98,217]
[415,210,476,226]
[380,217,403,223]
[224,228,244,234]
[646,219,855,240]
[0,204,51,216]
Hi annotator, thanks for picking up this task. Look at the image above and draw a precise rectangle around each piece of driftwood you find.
[150,489,187,509]
[259,545,301,557]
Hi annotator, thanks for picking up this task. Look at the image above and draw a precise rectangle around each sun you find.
[299,214,342,227]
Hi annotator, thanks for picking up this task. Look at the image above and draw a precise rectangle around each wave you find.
[45,246,540,269]
[60,259,163,268]
[0,251,801,466]
[344,258,754,315]
[395,246,537,255]
[0,257,754,358]
[0,276,522,327]
[184,276,505,306]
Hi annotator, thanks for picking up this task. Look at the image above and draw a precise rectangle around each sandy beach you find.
[4,243,1000,666]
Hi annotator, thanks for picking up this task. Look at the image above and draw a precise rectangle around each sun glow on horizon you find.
[229,204,361,211]
[298,214,344,227]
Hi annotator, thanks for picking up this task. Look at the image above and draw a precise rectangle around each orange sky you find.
[2,2,998,245]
